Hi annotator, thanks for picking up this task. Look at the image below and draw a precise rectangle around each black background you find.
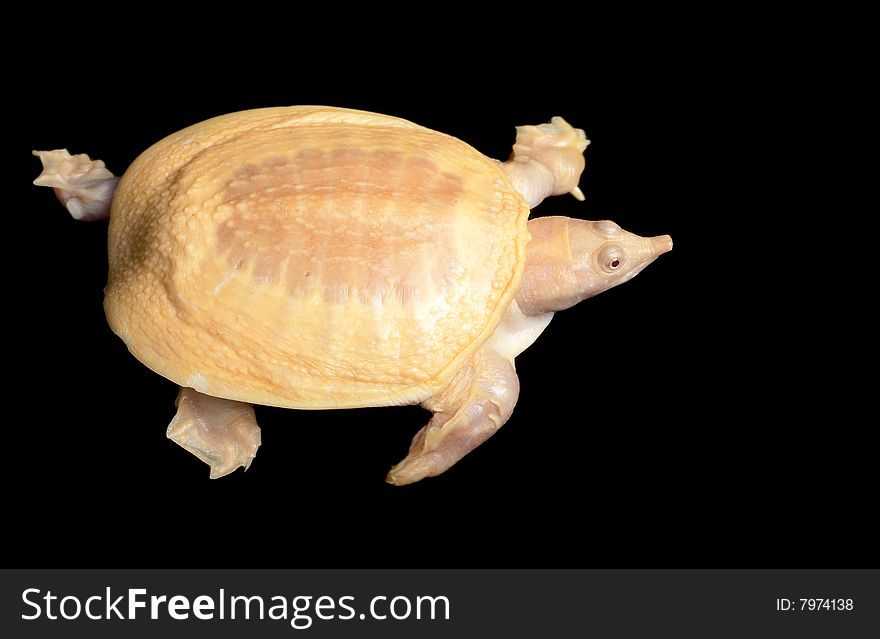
[8,9,873,566]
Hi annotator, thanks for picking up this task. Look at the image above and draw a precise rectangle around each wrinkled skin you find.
[33,109,671,484]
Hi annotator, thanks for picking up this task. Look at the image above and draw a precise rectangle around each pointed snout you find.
[650,234,673,256]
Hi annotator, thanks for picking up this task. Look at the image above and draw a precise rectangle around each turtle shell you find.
[104,107,530,408]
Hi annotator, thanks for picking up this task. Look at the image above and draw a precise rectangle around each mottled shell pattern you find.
[104,107,530,408]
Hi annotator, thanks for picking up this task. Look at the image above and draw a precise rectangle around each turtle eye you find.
[598,246,624,273]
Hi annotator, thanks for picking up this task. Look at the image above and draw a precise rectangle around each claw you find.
[570,186,585,201]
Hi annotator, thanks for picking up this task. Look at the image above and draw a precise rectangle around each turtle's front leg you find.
[387,348,519,485]
[500,117,589,207]
[32,149,118,221]
[167,388,262,478]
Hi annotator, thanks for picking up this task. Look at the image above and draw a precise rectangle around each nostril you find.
[651,235,673,255]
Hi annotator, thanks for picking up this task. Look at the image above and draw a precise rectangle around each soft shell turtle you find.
[33,106,671,484]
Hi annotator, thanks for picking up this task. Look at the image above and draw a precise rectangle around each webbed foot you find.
[167,387,262,478]
[501,117,589,207]
[387,348,519,485]
[32,149,118,220]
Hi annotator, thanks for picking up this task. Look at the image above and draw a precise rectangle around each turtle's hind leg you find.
[32,149,118,220]
[167,388,262,479]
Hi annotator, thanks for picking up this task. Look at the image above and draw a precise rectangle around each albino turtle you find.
[33,106,671,485]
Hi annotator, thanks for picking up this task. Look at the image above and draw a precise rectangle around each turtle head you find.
[517,217,672,315]
[569,219,673,300]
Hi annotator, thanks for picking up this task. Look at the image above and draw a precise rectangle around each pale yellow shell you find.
[104,106,530,408]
